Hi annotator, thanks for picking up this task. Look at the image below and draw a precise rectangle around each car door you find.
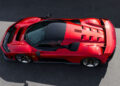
[36,40,69,59]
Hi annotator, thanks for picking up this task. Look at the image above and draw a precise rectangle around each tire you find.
[15,54,32,63]
[82,58,101,68]
[107,49,116,63]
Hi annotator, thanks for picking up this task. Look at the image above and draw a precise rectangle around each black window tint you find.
[25,21,66,46]
[26,27,45,45]
[44,22,66,41]
[36,41,60,51]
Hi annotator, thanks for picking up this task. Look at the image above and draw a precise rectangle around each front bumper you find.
[0,47,13,61]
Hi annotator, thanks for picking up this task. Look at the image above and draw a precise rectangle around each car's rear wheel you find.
[15,54,32,63]
[82,58,100,67]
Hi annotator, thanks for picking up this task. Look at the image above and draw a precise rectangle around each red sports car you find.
[0,17,116,67]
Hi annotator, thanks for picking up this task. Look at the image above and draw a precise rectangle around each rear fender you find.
[78,45,103,56]
[80,18,102,27]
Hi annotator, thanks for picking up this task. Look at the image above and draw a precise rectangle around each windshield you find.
[25,20,66,46]
[26,28,45,44]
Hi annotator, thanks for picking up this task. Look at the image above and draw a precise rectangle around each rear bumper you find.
[102,19,116,59]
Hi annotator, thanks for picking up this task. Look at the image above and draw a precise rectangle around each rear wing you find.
[102,19,116,55]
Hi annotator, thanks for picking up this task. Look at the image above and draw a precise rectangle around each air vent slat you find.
[89,36,92,40]
[81,35,86,40]
[89,28,91,31]
[97,37,100,41]
[74,29,82,33]
[16,28,24,41]
[81,35,83,40]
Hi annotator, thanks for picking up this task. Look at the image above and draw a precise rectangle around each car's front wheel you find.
[82,58,100,67]
[15,54,32,63]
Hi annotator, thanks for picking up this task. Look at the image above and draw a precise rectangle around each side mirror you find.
[57,41,80,51]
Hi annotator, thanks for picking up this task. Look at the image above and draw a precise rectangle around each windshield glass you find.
[25,20,66,46]
[26,28,45,44]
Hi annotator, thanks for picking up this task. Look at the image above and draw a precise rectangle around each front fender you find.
[7,41,32,53]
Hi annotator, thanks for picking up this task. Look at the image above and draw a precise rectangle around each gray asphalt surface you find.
[0,0,120,27]
[0,21,119,86]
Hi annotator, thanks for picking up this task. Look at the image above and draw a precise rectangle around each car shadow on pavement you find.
[0,53,108,86]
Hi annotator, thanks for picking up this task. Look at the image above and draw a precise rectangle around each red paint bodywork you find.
[0,17,116,64]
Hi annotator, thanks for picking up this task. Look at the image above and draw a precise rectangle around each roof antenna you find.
[45,13,52,18]
[41,13,52,19]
